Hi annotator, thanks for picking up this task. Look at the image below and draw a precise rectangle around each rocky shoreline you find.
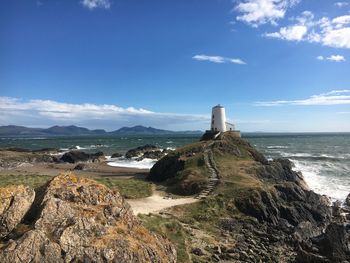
[147,132,350,262]
[0,135,349,262]
[0,144,169,169]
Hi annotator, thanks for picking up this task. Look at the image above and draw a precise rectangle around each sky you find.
[0,0,350,132]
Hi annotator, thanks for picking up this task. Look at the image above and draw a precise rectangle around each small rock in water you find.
[345,193,350,207]
[111,152,123,158]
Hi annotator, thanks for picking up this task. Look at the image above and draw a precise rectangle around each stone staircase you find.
[197,142,220,199]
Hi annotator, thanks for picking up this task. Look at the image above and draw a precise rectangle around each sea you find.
[0,133,349,202]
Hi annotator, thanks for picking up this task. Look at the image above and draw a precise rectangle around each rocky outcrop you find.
[235,184,332,227]
[150,132,350,263]
[0,150,59,168]
[137,150,165,160]
[125,144,158,158]
[148,153,185,182]
[0,174,176,263]
[345,193,350,207]
[0,186,35,238]
[60,151,105,163]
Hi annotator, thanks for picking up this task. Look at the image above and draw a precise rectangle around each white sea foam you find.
[107,158,156,169]
[60,144,108,151]
[266,145,289,149]
[279,152,347,161]
[280,152,313,158]
[292,159,350,202]
[166,141,174,144]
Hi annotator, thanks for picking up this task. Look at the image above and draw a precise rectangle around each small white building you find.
[211,104,226,132]
[210,104,240,136]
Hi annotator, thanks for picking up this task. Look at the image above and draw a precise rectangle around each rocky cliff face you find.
[148,132,350,263]
[0,174,176,263]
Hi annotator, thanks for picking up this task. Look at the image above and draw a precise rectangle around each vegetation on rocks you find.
[147,132,350,262]
[0,174,152,199]
[0,173,176,263]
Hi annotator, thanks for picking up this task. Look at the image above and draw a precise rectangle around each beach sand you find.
[0,150,199,215]
[0,159,149,179]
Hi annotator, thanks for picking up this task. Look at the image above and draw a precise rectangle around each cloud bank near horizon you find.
[255,90,350,106]
[0,97,210,131]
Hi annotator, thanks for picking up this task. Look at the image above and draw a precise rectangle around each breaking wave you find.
[291,159,350,202]
[107,157,157,169]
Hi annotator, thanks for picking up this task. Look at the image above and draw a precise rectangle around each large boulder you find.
[0,186,35,238]
[0,174,176,263]
[60,151,104,163]
[148,153,185,182]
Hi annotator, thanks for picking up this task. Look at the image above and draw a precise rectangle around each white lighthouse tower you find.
[211,104,227,132]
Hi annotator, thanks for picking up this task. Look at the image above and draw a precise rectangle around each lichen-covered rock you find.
[0,185,35,238]
[0,174,176,263]
[0,230,63,263]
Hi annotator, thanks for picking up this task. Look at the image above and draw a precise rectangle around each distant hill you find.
[111,125,202,135]
[111,125,171,135]
[0,125,202,137]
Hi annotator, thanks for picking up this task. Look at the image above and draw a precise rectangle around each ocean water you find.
[246,133,350,202]
[0,133,349,201]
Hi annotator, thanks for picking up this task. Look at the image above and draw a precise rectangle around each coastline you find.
[0,143,349,202]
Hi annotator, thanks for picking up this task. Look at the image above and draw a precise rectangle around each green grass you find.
[138,214,191,263]
[0,174,152,199]
[92,177,153,199]
[0,174,53,188]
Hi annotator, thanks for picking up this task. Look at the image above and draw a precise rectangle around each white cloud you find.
[193,55,225,63]
[332,15,350,27]
[317,55,346,62]
[335,2,349,7]
[321,27,350,48]
[255,90,350,106]
[235,0,300,27]
[265,25,307,41]
[0,97,210,131]
[327,55,345,62]
[193,54,246,65]
[81,0,111,10]
[264,11,350,49]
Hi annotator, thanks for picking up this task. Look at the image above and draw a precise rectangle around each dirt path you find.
[127,189,198,215]
[197,141,220,199]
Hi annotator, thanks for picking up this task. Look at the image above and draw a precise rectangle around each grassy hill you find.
[144,132,341,262]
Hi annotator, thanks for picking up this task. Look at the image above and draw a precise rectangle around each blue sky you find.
[0,0,349,132]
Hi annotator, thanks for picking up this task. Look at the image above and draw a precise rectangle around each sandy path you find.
[127,191,198,215]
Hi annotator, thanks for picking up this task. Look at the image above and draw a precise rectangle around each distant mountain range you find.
[0,125,202,137]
